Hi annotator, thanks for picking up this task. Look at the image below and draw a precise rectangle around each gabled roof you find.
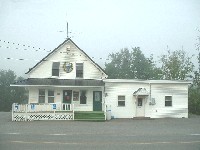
[26,38,107,76]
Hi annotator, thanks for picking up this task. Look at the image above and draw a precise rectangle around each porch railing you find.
[12,103,74,121]
[12,103,73,112]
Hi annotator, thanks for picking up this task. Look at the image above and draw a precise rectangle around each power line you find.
[0,39,110,61]
[2,56,109,62]
[0,39,51,52]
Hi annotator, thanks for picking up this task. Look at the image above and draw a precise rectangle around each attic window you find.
[52,62,60,76]
[76,63,83,78]
[66,45,70,51]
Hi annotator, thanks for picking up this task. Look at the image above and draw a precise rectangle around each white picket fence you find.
[12,103,74,121]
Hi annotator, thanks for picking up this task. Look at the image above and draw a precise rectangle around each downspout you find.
[149,82,151,104]
[149,82,152,118]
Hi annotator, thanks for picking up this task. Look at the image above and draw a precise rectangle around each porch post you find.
[104,104,107,120]
[25,104,27,121]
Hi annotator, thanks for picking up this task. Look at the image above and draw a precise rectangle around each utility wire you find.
[0,39,110,61]
[0,39,50,52]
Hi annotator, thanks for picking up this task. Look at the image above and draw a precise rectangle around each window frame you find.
[48,90,54,103]
[165,95,172,107]
[118,95,125,107]
[137,98,143,107]
[80,90,87,104]
[38,89,45,103]
[76,63,83,78]
[52,62,60,77]
[73,91,80,101]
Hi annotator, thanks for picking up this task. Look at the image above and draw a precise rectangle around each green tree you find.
[159,50,194,80]
[0,70,27,111]
[105,47,160,79]
[188,31,200,115]
[189,87,200,115]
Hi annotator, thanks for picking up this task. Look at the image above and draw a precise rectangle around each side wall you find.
[105,82,188,118]
[150,83,188,118]
[105,82,149,118]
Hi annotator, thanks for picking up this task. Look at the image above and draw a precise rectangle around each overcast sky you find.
[0,0,200,77]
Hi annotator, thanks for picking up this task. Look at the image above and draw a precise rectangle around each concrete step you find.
[133,117,153,120]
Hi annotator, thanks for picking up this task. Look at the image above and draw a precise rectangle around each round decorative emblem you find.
[63,62,73,73]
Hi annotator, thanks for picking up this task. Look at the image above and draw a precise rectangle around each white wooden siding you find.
[105,81,188,118]
[27,87,103,111]
[150,84,188,118]
[28,88,38,103]
[29,40,107,79]
[105,82,149,118]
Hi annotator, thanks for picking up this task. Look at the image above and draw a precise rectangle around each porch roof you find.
[133,88,149,96]
[11,78,104,87]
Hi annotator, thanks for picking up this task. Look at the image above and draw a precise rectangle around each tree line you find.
[0,70,27,111]
[105,48,194,80]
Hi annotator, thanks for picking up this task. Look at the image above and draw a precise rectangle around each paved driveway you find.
[0,112,200,150]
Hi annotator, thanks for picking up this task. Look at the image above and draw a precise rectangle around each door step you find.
[133,117,152,120]
[74,111,105,121]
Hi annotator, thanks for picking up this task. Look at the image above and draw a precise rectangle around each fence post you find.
[104,104,107,121]
[72,104,74,120]
[54,110,55,120]
[25,104,27,121]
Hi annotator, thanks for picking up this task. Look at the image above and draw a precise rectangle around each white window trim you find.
[48,90,55,103]
[38,89,45,103]
[52,62,60,77]
[73,91,80,102]
[117,95,126,107]
[165,95,172,107]
[80,90,87,105]
[76,62,84,79]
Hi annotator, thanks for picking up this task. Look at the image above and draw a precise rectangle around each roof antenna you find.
[67,21,69,38]
[66,12,69,39]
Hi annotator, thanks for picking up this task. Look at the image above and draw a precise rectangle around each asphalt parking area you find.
[0,112,200,150]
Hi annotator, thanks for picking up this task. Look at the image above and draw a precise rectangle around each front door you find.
[63,90,72,104]
[93,91,102,111]
[136,98,145,117]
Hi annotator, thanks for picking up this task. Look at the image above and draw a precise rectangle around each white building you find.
[11,38,191,121]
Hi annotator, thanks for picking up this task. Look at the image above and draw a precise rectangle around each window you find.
[73,91,79,101]
[138,98,143,106]
[80,91,87,104]
[52,62,60,76]
[39,89,45,103]
[76,63,83,78]
[165,96,172,106]
[48,90,54,103]
[118,95,125,107]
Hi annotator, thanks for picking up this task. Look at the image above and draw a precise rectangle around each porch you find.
[12,103,107,121]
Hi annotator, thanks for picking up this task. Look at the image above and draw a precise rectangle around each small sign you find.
[52,104,56,109]
[15,105,18,110]
[31,104,35,110]
[63,62,73,73]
